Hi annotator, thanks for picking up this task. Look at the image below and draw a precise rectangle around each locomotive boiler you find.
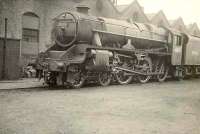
[38,7,200,88]
[52,10,168,49]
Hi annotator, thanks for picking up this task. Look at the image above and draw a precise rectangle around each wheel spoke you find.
[116,71,133,85]
[70,65,86,89]
[115,59,133,85]
[157,61,169,82]
[138,57,152,83]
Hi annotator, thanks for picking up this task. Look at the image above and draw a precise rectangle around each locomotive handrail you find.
[44,58,65,61]
[92,29,168,43]
[87,46,171,56]
[78,17,167,38]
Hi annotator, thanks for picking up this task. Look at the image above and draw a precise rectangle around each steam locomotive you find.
[37,9,200,88]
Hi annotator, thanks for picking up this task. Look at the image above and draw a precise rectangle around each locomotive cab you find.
[166,28,185,78]
[167,28,183,66]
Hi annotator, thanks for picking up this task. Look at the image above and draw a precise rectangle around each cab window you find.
[174,35,182,46]
[168,34,172,44]
[177,36,182,46]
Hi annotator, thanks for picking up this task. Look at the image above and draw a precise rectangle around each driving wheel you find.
[156,60,169,82]
[69,65,86,89]
[115,57,133,85]
[138,57,152,83]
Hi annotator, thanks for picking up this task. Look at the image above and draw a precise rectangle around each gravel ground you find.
[0,79,200,134]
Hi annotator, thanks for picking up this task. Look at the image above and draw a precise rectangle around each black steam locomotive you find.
[37,9,200,88]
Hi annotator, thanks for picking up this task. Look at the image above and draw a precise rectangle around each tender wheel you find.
[156,61,169,82]
[98,72,111,86]
[69,65,86,89]
[138,57,152,83]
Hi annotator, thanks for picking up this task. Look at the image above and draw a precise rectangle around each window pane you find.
[174,36,177,45]
[179,37,182,46]
[22,28,39,42]
[176,36,179,45]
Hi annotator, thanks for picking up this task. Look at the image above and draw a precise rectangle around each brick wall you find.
[0,38,20,80]
[0,0,118,67]
[41,0,118,50]
[0,0,118,51]
[0,39,3,79]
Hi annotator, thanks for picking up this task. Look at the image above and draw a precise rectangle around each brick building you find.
[187,23,200,37]
[169,17,188,33]
[0,0,118,79]
[0,0,118,66]
[116,0,149,23]
[146,10,170,28]
[115,0,200,37]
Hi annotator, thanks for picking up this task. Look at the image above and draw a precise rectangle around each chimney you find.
[76,5,90,15]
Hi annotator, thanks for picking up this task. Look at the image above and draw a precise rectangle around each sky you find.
[117,0,200,26]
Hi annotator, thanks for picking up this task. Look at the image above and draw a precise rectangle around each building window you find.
[22,12,40,43]
[132,12,139,22]
[22,28,39,42]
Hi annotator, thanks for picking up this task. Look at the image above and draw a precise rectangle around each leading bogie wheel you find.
[98,72,112,86]
[70,76,85,89]
[70,65,86,89]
